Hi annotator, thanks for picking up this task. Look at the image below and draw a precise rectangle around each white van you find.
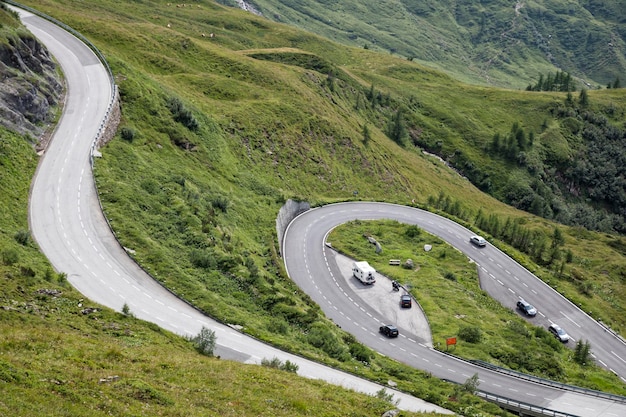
[352,261,376,284]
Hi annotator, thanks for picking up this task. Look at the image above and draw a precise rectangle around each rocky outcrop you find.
[0,29,63,142]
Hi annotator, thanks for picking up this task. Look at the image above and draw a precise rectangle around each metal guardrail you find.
[475,390,580,417]
[470,359,626,404]
[443,378,580,417]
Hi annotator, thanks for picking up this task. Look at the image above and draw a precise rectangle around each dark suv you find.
[516,299,537,317]
[400,294,412,308]
[379,324,399,337]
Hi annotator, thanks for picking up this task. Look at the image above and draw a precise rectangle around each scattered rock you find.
[424,244,432,252]
[36,289,62,297]
[98,375,120,384]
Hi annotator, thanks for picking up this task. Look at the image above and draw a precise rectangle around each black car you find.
[516,299,537,316]
[379,324,399,337]
[400,294,412,308]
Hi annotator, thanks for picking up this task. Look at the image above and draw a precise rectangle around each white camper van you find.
[352,261,376,284]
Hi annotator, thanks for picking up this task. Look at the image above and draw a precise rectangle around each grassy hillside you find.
[0,130,447,416]
[25,0,626,378]
[6,0,626,413]
[0,6,476,417]
[224,0,626,88]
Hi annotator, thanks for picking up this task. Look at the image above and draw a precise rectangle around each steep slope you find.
[0,4,61,141]
[0,7,453,417]
[7,0,626,411]
[224,0,626,88]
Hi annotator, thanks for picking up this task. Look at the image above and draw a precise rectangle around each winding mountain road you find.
[19,6,451,415]
[20,5,626,417]
[283,203,626,417]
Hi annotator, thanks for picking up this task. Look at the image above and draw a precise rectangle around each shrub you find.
[20,266,35,278]
[167,97,199,131]
[44,268,54,282]
[443,271,457,281]
[458,326,482,343]
[1,248,19,265]
[122,302,133,316]
[190,249,216,269]
[405,225,421,238]
[192,326,216,356]
[349,342,373,363]
[120,127,136,142]
[261,357,299,373]
[57,272,68,286]
[307,322,349,361]
[211,196,229,213]
[14,230,30,246]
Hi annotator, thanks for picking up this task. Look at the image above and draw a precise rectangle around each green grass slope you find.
[222,0,626,88]
[0,130,444,416]
[5,0,626,413]
[26,0,626,380]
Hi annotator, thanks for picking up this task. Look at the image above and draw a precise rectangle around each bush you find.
[307,322,349,361]
[120,127,136,142]
[458,326,482,343]
[192,326,216,356]
[57,272,68,286]
[405,225,421,238]
[349,342,373,363]
[190,249,216,269]
[167,97,199,131]
[261,357,299,373]
[14,230,30,246]
[211,196,229,213]
[122,302,133,317]
[443,271,457,281]
[20,266,35,278]
[1,248,19,265]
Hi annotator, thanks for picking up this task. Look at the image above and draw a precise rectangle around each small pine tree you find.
[362,124,371,146]
[387,108,407,145]
[574,340,592,365]
[122,302,132,316]
[579,89,589,107]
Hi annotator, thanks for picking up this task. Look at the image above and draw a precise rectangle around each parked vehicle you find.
[548,323,570,342]
[469,235,487,247]
[516,299,537,316]
[352,261,376,284]
[379,324,399,337]
[400,294,412,308]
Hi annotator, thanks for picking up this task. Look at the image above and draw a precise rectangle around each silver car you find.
[548,323,570,343]
[470,235,487,247]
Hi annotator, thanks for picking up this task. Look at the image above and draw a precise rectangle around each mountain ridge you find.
[224,0,626,88]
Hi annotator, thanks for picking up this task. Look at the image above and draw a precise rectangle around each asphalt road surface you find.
[20,6,451,414]
[283,202,626,417]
